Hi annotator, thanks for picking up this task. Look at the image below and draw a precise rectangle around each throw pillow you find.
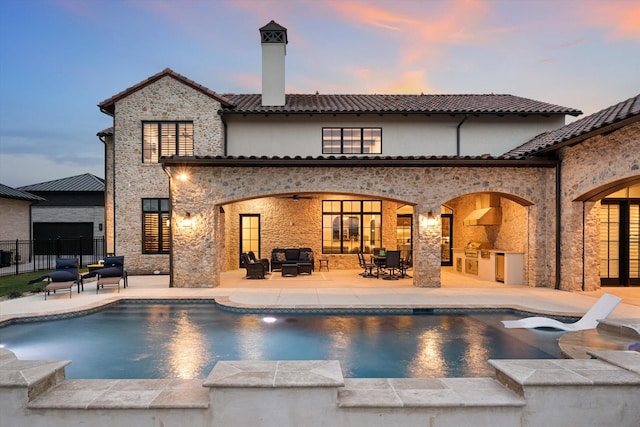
[276,252,287,262]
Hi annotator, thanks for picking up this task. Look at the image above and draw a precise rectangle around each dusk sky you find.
[0,0,638,188]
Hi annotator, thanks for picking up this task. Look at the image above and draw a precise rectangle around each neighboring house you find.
[18,174,105,247]
[0,183,44,266]
[0,183,44,241]
[97,21,640,291]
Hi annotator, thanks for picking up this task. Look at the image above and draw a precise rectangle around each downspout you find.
[98,130,115,256]
[219,111,228,156]
[161,163,174,287]
[555,160,561,289]
[456,114,469,156]
[582,202,586,291]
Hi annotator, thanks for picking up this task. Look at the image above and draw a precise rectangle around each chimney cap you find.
[259,20,288,44]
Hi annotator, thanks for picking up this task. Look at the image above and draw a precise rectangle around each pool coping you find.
[0,296,585,326]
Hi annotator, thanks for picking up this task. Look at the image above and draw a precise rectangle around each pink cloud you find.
[581,1,640,40]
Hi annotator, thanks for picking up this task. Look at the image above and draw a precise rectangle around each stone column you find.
[171,168,218,287]
[414,204,441,287]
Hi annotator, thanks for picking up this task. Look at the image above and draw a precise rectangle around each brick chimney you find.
[259,20,287,107]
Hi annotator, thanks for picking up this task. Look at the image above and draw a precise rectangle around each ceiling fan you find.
[277,194,314,200]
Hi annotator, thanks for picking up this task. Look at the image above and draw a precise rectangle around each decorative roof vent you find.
[463,193,502,226]
[259,20,288,107]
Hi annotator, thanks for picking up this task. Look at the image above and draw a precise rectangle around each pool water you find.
[0,303,565,379]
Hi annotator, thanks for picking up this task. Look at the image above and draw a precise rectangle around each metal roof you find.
[507,93,640,156]
[0,183,44,201]
[18,174,105,192]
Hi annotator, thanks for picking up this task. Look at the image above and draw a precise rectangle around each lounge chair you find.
[28,258,82,300]
[241,252,267,279]
[82,256,128,293]
[247,251,270,272]
[501,293,621,331]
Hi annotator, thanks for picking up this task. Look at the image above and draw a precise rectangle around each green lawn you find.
[0,271,50,299]
[0,268,91,299]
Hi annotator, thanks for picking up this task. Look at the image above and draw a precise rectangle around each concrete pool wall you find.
[2,347,639,427]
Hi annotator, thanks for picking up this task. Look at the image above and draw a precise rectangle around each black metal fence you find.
[0,238,106,277]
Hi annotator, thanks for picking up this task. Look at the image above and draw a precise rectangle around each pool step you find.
[337,377,524,408]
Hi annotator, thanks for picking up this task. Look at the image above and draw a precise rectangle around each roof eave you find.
[528,114,640,156]
[219,110,577,117]
[162,156,558,168]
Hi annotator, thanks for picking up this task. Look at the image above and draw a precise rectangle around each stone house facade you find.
[97,21,640,291]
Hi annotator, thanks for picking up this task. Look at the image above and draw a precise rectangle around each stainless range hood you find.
[463,194,502,226]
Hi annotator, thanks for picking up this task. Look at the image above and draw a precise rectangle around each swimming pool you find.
[0,302,565,379]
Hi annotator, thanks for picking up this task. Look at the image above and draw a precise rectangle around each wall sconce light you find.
[427,211,437,227]
[179,173,189,181]
[181,212,192,228]
[98,223,103,231]
[165,218,171,227]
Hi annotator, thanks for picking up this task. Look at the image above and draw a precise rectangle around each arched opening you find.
[220,192,414,274]
[443,191,532,286]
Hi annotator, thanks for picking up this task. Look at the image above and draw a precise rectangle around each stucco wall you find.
[559,121,640,291]
[226,114,565,157]
[111,76,225,274]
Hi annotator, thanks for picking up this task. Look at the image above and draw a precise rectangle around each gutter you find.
[163,156,559,168]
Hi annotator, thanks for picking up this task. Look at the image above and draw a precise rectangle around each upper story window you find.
[142,121,194,163]
[322,128,382,154]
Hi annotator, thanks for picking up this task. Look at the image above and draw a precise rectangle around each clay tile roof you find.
[220,93,581,116]
[18,174,104,192]
[507,93,640,156]
[0,183,44,201]
[98,68,234,116]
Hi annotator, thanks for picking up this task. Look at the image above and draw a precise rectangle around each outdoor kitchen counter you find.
[453,249,524,285]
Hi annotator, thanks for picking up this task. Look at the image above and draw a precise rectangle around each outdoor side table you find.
[297,263,313,275]
[87,263,103,272]
[282,264,298,277]
[318,258,329,271]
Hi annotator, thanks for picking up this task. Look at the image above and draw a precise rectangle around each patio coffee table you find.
[297,262,313,275]
[282,264,298,277]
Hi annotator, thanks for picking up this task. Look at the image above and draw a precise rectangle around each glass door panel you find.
[396,215,412,260]
[441,214,453,266]
[240,214,260,267]
[600,201,640,286]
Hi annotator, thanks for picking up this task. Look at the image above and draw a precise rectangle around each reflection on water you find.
[0,304,564,379]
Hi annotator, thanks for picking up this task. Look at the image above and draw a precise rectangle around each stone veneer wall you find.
[112,76,224,275]
[0,198,31,241]
[170,165,555,288]
[222,197,400,272]
[559,121,640,291]
[104,134,115,255]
